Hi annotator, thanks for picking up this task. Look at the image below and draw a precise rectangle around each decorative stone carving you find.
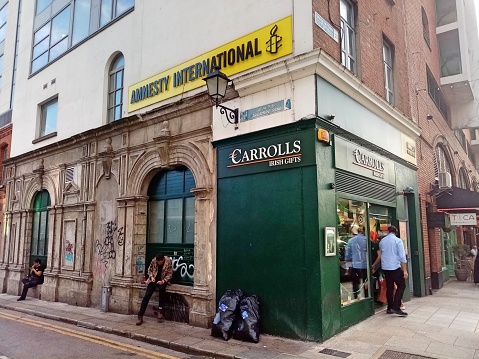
[153,121,171,168]
[99,138,113,180]
[33,159,45,189]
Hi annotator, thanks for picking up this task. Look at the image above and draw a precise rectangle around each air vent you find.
[438,171,452,189]
[65,167,74,184]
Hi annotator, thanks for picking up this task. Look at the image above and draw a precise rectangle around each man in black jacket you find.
[18,258,45,301]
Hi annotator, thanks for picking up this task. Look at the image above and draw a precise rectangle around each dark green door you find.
[30,190,50,267]
[147,166,195,285]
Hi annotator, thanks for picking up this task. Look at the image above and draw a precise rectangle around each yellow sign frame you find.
[128,16,293,112]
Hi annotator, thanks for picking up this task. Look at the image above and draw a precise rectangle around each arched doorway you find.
[147,166,195,285]
[30,190,50,266]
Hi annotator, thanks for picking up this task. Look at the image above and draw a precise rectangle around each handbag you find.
[377,273,387,303]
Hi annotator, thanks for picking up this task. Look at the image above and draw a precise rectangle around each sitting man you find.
[18,258,45,301]
[136,253,173,325]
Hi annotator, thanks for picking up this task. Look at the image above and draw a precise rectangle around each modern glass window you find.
[108,54,124,122]
[0,55,4,88]
[340,0,356,74]
[32,5,71,73]
[147,167,195,285]
[36,0,52,15]
[30,190,51,266]
[0,3,8,43]
[32,0,134,74]
[72,0,91,46]
[427,67,449,121]
[435,0,457,27]
[101,0,134,27]
[383,40,394,105]
[40,98,58,137]
[438,30,462,77]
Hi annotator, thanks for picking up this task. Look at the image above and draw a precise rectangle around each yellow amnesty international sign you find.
[128,16,293,112]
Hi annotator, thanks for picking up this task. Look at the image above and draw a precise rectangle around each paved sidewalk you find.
[0,280,478,359]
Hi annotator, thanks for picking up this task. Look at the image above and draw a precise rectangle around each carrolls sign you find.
[334,137,394,184]
[217,130,315,178]
[228,140,301,168]
[352,149,385,179]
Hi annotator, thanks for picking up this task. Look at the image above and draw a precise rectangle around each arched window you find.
[147,166,195,285]
[108,54,124,123]
[434,144,452,177]
[31,190,50,266]
[458,167,469,189]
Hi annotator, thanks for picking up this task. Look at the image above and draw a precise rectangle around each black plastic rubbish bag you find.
[211,289,244,340]
[233,295,261,343]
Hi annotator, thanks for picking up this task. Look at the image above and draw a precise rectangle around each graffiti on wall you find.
[64,240,74,267]
[95,220,124,268]
[171,255,194,282]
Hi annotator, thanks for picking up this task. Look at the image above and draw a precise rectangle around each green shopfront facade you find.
[213,78,425,342]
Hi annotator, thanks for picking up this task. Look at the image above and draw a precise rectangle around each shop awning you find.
[435,186,479,214]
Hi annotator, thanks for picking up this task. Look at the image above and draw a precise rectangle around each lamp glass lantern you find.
[203,66,239,128]
[204,66,230,105]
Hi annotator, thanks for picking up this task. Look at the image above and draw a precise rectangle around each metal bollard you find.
[100,285,112,312]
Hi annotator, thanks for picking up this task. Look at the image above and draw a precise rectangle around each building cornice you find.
[233,49,421,139]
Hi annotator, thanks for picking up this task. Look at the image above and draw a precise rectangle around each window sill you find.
[32,132,57,144]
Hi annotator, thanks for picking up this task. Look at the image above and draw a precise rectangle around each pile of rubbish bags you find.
[211,289,261,343]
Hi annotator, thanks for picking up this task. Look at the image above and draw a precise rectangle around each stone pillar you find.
[189,187,215,328]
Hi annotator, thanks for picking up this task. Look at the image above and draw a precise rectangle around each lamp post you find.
[203,66,239,129]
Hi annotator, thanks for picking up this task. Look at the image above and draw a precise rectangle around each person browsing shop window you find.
[18,258,45,301]
[345,227,368,299]
[136,253,173,325]
[378,226,408,316]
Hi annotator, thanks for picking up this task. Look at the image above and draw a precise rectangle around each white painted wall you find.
[11,0,314,156]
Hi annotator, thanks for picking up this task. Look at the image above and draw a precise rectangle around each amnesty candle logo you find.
[128,16,293,112]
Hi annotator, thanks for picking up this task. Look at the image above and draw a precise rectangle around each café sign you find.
[450,213,477,226]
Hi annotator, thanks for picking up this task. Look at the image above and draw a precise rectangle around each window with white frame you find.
[39,98,58,137]
[108,54,124,122]
[383,40,394,105]
[31,0,134,74]
[340,0,356,74]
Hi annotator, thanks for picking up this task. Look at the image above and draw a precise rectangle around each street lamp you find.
[203,66,239,129]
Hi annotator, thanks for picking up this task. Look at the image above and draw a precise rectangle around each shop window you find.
[340,0,356,74]
[39,98,58,138]
[337,199,370,306]
[107,54,124,122]
[30,190,50,266]
[147,166,195,285]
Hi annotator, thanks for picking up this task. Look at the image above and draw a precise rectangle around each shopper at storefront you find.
[378,226,408,316]
[345,227,368,299]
